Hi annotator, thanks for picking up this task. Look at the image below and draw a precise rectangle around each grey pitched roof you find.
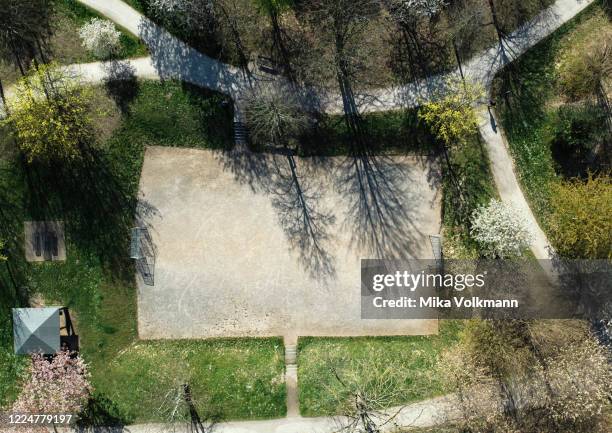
[12,308,61,355]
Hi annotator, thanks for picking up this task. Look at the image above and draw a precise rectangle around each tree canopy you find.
[419,79,484,147]
[7,64,93,163]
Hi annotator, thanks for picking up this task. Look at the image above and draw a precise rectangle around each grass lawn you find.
[0,80,286,422]
[298,109,436,157]
[93,339,285,422]
[492,1,610,233]
[298,321,463,416]
[0,0,148,87]
[440,132,497,258]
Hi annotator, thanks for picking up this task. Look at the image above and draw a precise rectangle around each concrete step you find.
[285,345,297,365]
[285,364,298,374]
[233,121,249,145]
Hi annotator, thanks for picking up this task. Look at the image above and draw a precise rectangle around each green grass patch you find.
[439,132,497,256]
[94,339,285,422]
[298,109,436,156]
[113,81,233,152]
[298,321,464,416]
[492,1,610,231]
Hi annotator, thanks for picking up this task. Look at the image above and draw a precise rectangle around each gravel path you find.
[87,394,461,433]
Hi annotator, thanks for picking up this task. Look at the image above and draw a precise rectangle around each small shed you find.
[12,307,78,355]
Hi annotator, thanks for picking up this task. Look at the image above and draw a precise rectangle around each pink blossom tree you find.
[12,351,92,415]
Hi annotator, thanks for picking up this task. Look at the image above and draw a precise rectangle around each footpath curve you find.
[73,0,594,116]
[71,0,590,260]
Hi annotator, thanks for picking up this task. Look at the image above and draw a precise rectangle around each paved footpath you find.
[85,394,460,433]
[67,0,592,263]
[477,109,554,260]
[72,0,595,114]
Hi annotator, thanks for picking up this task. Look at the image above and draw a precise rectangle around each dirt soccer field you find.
[136,146,440,339]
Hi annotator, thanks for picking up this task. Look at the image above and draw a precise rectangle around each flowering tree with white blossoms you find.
[393,0,448,23]
[79,18,121,59]
[12,351,92,415]
[149,0,214,33]
[471,199,533,258]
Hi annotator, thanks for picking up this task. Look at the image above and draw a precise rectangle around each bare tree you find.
[157,383,218,433]
[386,0,449,80]
[441,320,612,433]
[0,0,52,76]
[445,0,487,82]
[253,0,299,81]
[245,85,308,149]
[153,355,218,433]
[298,0,386,112]
[484,0,555,49]
[325,359,410,433]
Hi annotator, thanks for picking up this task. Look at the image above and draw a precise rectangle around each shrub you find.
[7,64,93,163]
[550,104,609,178]
[549,175,611,259]
[470,199,533,258]
[557,31,612,102]
[245,87,308,149]
[79,18,121,59]
[419,79,484,147]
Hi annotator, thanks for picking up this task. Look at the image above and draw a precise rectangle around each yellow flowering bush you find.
[418,78,484,147]
[549,174,611,259]
[8,63,93,163]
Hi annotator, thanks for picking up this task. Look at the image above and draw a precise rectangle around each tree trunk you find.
[0,78,9,117]
[11,45,26,76]
[453,39,465,84]
[217,4,252,82]
[35,37,49,64]
[487,0,505,43]
[270,11,296,84]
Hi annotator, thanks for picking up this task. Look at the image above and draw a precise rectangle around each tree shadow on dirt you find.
[216,146,338,280]
[337,148,435,261]
[268,151,337,280]
[336,72,438,260]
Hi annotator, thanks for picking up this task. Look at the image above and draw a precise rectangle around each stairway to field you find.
[233,121,249,146]
[284,340,299,417]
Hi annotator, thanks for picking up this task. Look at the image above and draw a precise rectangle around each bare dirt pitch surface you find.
[136,146,440,339]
